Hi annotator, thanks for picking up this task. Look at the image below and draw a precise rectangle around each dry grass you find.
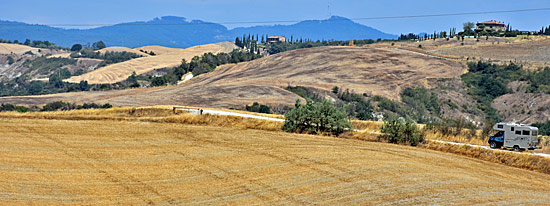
[433,36,550,64]
[65,42,238,84]
[0,106,282,131]
[173,106,285,119]
[0,43,39,54]
[351,120,383,131]
[421,141,550,175]
[1,117,550,204]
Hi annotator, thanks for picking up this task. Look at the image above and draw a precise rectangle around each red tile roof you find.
[477,20,506,26]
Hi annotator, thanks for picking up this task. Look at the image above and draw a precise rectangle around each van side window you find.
[532,131,538,136]
[515,130,521,135]
[511,127,514,131]
[522,130,530,136]
[498,125,504,129]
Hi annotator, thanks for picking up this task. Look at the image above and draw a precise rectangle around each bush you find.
[245,102,271,114]
[7,56,15,65]
[41,101,112,111]
[71,44,82,51]
[532,121,550,136]
[379,118,423,146]
[283,99,351,136]
[151,76,167,87]
[0,103,30,113]
[41,101,72,111]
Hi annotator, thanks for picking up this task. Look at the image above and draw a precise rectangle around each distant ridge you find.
[0,16,396,48]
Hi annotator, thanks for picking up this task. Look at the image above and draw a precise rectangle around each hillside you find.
[65,41,238,84]
[0,46,466,108]
[432,36,550,64]
[0,16,396,48]
[0,43,39,54]
[1,116,549,204]
[97,47,150,56]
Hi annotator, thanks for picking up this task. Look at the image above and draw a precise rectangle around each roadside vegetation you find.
[283,99,351,136]
[245,102,271,114]
[379,118,424,146]
[0,102,112,112]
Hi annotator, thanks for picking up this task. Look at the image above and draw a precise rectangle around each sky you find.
[1,0,550,35]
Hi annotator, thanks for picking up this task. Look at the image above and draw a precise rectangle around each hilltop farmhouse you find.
[476,20,507,32]
[267,36,286,43]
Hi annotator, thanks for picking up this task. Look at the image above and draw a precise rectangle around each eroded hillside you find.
[0,46,467,109]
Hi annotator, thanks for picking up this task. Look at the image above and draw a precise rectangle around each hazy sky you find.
[1,0,549,34]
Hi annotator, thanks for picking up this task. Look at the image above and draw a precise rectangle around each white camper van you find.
[488,122,540,151]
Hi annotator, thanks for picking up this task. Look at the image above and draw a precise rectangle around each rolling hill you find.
[0,16,397,48]
[0,43,40,55]
[65,41,238,84]
[0,46,466,107]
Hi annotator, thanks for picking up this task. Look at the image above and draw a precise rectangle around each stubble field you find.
[1,117,549,205]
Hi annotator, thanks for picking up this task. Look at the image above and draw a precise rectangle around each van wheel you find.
[513,145,521,152]
[490,142,497,149]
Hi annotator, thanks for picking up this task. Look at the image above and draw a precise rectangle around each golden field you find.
[1,109,550,204]
[0,43,39,54]
[65,41,238,84]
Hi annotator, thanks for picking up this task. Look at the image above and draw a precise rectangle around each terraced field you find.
[1,117,549,205]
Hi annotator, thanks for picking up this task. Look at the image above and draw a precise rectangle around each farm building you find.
[267,36,286,43]
[476,20,506,32]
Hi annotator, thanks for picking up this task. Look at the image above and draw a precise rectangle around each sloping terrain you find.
[1,117,549,204]
[0,43,39,55]
[97,47,150,56]
[0,46,100,82]
[432,36,550,64]
[493,81,550,124]
[0,46,466,107]
[65,41,238,84]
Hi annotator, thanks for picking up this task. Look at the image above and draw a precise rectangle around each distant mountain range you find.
[0,16,397,48]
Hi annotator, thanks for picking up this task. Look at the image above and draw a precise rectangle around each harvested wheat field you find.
[1,117,549,205]
[65,41,238,84]
[433,36,550,64]
[0,43,39,54]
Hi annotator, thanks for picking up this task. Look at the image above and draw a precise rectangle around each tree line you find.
[0,38,64,49]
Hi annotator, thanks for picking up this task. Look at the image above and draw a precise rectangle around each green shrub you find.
[7,56,15,65]
[0,104,30,113]
[283,99,351,136]
[246,102,271,114]
[379,118,424,146]
[532,121,550,136]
